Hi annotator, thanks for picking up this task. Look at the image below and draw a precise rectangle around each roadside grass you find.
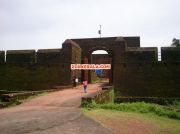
[83,109,180,134]
[7,100,21,107]
[91,78,101,83]
[82,101,180,120]
[6,92,48,108]
[24,92,48,101]
[170,100,180,109]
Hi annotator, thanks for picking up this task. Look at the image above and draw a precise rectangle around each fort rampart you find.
[0,40,81,91]
[0,37,180,99]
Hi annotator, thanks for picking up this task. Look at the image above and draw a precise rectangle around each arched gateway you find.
[62,36,140,85]
[1,36,179,98]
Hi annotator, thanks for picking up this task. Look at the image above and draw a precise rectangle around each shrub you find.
[84,102,180,120]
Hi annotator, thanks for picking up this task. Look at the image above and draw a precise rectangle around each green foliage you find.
[83,109,180,134]
[26,92,47,101]
[171,38,180,47]
[172,100,180,109]
[0,92,48,108]
[84,102,180,120]
[7,100,21,107]
[109,88,114,103]
[91,78,101,84]
[81,100,97,108]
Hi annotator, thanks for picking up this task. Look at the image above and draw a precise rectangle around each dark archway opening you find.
[91,50,109,84]
[82,46,113,85]
[87,48,112,85]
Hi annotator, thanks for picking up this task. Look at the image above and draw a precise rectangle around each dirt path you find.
[0,83,113,134]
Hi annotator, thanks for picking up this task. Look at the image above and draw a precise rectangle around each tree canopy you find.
[171,38,180,47]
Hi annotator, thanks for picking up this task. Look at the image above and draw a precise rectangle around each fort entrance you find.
[89,49,112,85]
[0,36,180,98]
[70,37,127,85]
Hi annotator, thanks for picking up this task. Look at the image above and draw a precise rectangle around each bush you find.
[172,100,180,109]
[84,102,180,120]
[81,100,97,108]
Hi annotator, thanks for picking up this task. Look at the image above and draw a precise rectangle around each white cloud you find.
[0,0,180,50]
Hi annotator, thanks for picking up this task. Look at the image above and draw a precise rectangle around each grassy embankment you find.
[82,101,180,134]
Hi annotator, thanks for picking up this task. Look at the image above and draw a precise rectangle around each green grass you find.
[171,100,180,109]
[4,92,48,108]
[25,92,48,101]
[83,109,180,134]
[7,100,21,107]
[91,78,101,83]
[82,101,180,120]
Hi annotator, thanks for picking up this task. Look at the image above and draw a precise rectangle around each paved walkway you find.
[0,83,113,134]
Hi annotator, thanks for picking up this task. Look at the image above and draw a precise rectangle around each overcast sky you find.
[0,0,180,51]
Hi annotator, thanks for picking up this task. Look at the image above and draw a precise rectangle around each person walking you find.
[73,76,79,87]
[75,77,78,85]
[82,80,88,93]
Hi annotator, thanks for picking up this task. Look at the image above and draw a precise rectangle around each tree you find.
[171,38,180,47]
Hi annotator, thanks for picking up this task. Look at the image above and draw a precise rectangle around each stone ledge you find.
[81,86,113,106]
[0,85,73,103]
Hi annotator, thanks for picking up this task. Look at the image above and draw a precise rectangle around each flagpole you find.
[100,25,101,38]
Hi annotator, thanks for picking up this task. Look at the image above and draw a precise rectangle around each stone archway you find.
[70,36,140,85]
[87,46,113,85]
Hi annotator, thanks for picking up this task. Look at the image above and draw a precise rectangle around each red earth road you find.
[0,83,114,134]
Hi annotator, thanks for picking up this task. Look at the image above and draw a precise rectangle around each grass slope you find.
[83,102,180,120]
[83,109,180,134]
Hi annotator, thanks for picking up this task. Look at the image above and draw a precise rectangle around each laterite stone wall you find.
[0,40,81,91]
[0,51,5,63]
[113,47,180,98]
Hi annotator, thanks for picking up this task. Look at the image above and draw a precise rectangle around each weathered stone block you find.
[161,47,180,62]
[6,50,36,64]
[124,47,158,62]
[37,49,64,64]
[0,51,5,63]
[113,62,180,98]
